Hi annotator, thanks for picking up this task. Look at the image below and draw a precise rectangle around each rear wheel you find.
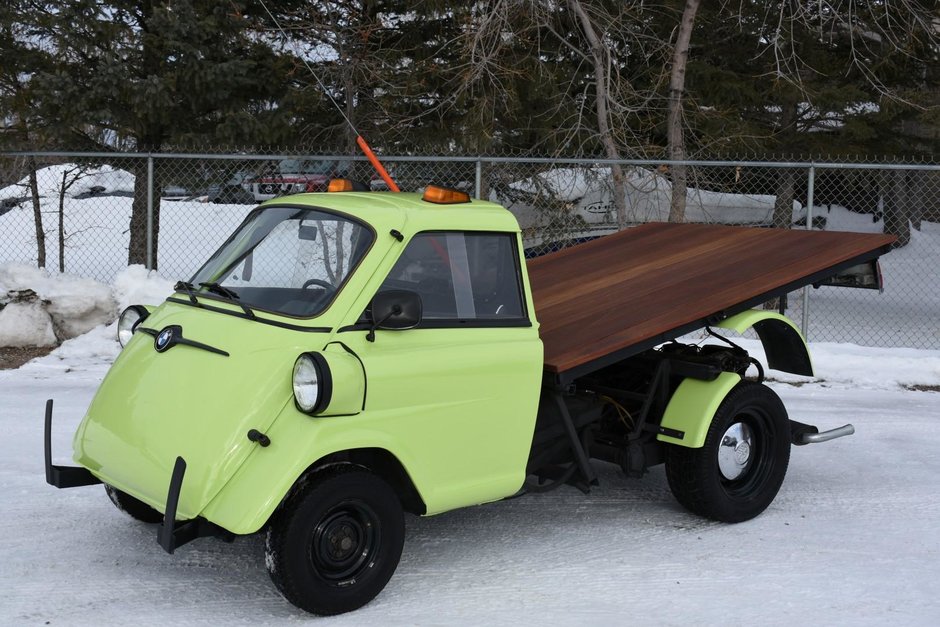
[265,466,405,615]
[104,484,163,523]
[665,381,791,523]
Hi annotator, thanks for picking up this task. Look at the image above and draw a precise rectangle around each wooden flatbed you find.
[528,222,895,383]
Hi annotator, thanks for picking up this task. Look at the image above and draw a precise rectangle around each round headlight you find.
[292,353,332,414]
[117,305,149,347]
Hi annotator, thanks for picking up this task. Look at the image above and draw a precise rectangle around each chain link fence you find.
[1,151,937,350]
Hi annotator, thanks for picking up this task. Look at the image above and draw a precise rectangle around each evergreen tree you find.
[24,0,297,267]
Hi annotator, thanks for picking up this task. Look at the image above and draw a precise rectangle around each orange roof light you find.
[422,185,471,204]
[328,178,355,192]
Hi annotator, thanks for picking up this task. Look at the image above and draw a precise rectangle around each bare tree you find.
[26,155,45,268]
[55,164,91,272]
[567,0,628,229]
[666,0,701,224]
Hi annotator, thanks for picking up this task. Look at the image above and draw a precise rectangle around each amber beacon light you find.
[422,185,471,204]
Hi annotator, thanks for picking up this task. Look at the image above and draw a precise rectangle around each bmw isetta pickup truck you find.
[45,182,895,615]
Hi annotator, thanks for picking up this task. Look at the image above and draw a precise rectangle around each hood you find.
[74,301,324,520]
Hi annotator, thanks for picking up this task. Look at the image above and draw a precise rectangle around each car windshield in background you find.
[190,206,374,318]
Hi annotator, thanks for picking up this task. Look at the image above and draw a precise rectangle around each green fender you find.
[716,310,813,377]
[658,310,811,449]
[657,371,741,448]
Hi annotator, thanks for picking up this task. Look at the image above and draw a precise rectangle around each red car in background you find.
[247,159,348,201]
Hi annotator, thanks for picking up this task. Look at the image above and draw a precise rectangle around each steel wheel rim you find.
[309,500,380,584]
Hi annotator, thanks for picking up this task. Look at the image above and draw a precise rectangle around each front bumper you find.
[44,398,233,553]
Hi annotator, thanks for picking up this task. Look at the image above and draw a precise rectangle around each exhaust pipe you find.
[800,424,855,444]
[790,420,855,445]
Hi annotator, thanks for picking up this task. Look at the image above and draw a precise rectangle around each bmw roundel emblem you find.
[155,327,175,352]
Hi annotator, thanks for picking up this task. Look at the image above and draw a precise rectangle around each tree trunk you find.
[344,68,358,156]
[128,158,160,268]
[59,170,67,272]
[884,169,911,248]
[667,0,700,224]
[568,0,627,229]
[772,100,799,229]
[27,157,45,269]
[478,160,491,201]
[773,169,796,229]
[128,2,163,269]
[909,169,924,232]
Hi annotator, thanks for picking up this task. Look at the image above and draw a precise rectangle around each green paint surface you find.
[73,191,543,533]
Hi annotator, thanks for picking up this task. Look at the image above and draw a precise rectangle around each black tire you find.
[665,381,791,523]
[104,484,164,523]
[265,466,405,616]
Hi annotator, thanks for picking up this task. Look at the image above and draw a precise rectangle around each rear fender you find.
[716,310,813,377]
[657,372,741,448]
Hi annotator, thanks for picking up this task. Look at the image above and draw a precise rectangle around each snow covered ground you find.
[1,332,939,625]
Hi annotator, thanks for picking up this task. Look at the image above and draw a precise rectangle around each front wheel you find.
[665,381,791,523]
[265,466,405,615]
[104,484,164,523]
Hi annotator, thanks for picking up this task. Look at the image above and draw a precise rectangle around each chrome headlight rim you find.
[117,305,150,347]
[293,352,333,415]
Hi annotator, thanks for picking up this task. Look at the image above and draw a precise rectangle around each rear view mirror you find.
[298,225,318,241]
[367,290,422,341]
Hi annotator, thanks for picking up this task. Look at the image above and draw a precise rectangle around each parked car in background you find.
[247,159,349,201]
[207,182,256,205]
[161,185,190,201]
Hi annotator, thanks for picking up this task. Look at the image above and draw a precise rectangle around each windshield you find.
[190,206,374,318]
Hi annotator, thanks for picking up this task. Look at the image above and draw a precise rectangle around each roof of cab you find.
[259,191,521,233]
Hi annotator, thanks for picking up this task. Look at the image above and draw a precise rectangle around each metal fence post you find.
[801,164,815,340]
[146,155,154,270]
[475,159,482,199]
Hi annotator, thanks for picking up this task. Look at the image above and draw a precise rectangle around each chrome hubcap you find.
[718,422,755,480]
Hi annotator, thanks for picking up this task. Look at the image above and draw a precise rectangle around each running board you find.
[790,420,855,446]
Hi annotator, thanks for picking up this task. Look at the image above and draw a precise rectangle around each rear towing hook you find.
[790,420,855,446]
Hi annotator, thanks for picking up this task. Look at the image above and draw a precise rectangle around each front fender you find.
[657,372,741,448]
[716,310,813,377]
[198,408,427,535]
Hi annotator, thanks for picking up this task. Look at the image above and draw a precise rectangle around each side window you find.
[378,232,526,322]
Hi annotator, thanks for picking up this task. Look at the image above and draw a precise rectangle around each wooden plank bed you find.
[527,222,895,382]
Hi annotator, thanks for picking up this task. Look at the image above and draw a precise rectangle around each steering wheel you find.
[301,278,334,290]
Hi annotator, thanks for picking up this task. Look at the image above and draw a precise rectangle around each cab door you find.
[341,231,543,514]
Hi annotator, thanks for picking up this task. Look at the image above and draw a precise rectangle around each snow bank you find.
[0,264,173,348]
[0,299,57,346]
[112,264,176,312]
[0,266,109,346]
[731,337,940,390]
[0,163,134,201]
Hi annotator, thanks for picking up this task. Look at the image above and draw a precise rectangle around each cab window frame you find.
[368,229,531,329]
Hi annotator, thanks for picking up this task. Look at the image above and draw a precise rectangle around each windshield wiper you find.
[174,281,198,304]
[199,282,255,319]
[200,282,239,299]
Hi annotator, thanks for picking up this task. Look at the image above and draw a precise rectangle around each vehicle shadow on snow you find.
[92,463,712,620]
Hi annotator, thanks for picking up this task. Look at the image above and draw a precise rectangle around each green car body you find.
[53,187,855,615]
[73,192,545,534]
